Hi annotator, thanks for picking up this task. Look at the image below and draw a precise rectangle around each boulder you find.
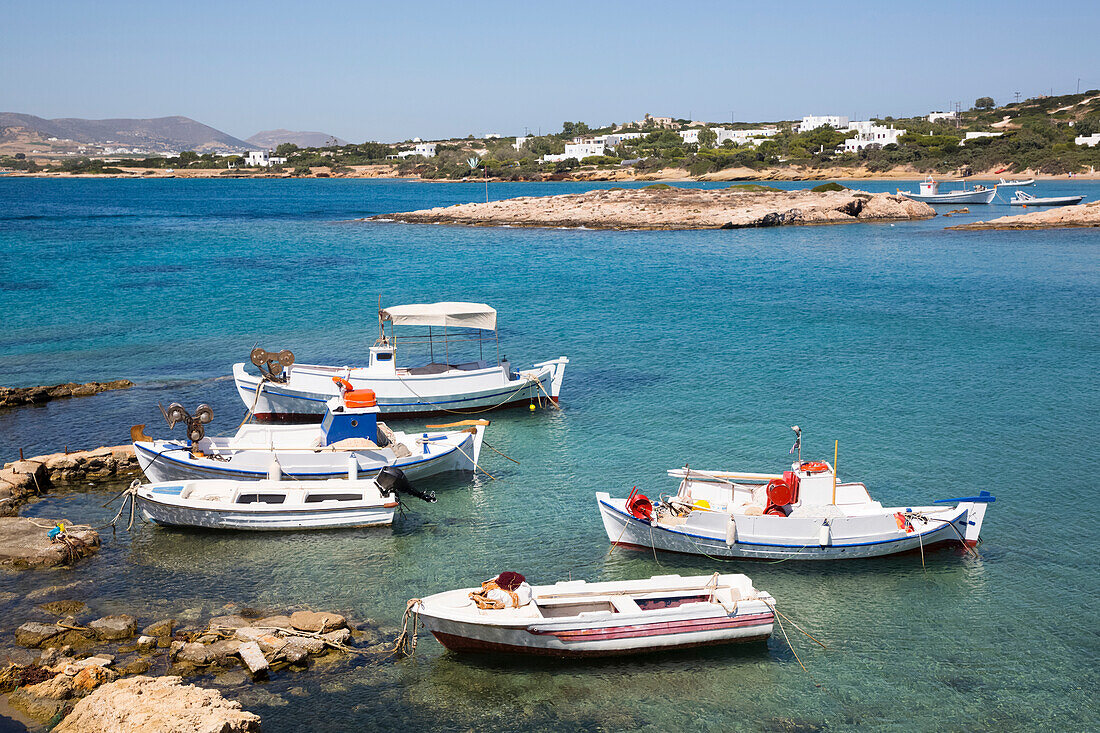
[23,672,74,700]
[89,614,136,641]
[322,628,352,646]
[7,686,68,722]
[136,635,158,652]
[0,518,100,567]
[142,618,175,637]
[15,622,61,647]
[118,657,151,675]
[206,639,243,665]
[251,614,292,630]
[236,642,268,677]
[288,610,346,633]
[175,643,212,666]
[72,664,117,692]
[284,636,324,655]
[53,675,261,733]
[208,614,250,630]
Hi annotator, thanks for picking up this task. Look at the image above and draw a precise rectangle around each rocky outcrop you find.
[0,517,100,567]
[947,199,1100,230]
[53,675,261,733]
[0,380,132,411]
[1,445,140,515]
[373,187,935,230]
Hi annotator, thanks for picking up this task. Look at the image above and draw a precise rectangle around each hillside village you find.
[3,93,1100,180]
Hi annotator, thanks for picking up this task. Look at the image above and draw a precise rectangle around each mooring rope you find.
[391,599,422,658]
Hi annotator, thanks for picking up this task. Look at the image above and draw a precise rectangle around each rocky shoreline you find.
[1,445,141,518]
[372,186,935,230]
[947,199,1100,230]
[0,380,133,411]
[3,603,389,730]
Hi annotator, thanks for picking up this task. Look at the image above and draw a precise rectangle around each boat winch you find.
[250,347,294,383]
[158,401,214,443]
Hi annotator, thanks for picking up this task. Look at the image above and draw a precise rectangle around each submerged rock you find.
[53,675,261,733]
[288,610,346,633]
[142,619,175,637]
[15,622,62,648]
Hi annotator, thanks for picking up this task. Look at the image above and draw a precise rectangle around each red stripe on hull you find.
[610,537,971,560]
[429,630,771,658]
[529,613,774,642]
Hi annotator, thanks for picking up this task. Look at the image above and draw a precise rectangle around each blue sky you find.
[3,1,1099,143]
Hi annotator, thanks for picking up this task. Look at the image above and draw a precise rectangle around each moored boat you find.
[597,427,994,561]
[899,177,996,204]
[132,466,435,531]
[1009,190,1084,206]
[412,572,775,658]
[997,177,1035,187]
[233,302,568,422]
[132,389,486,484]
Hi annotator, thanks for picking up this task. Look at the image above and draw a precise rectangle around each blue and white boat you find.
[232,302,568,421]
[597,428,994,561]
[133,391,486,484]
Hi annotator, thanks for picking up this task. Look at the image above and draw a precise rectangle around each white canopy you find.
[380,302,497,330]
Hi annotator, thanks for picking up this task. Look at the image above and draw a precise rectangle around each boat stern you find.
[532,357,569,399]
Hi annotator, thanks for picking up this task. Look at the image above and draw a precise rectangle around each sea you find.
[0,177,1097,732]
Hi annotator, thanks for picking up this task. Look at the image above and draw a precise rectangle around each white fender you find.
[819,520,831,546]
[268,456,282,480]
[725,515,737,546]
[347,453,358,480]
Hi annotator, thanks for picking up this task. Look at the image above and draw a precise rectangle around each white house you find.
[1075,133,1100,147]
[679,129,701,144]
[245,151,288,167]
[799,115,849,132]
[840,123,905,152]
[927,111,957,124]
[514,135,531,151]
[484,133,502,139]
[604,132,643,147]
[540,142,607,164]
[712,127,779,146]
[960,132,1002,146]
[396,142,437,158]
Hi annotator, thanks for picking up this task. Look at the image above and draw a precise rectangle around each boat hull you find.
[233,358,568,422]
[597,494,977,561]
[1010,196,1084,206]
[901,189,997,204]
[135,493,395,531]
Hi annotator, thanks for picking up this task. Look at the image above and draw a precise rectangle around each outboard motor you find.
[374,466,436,503]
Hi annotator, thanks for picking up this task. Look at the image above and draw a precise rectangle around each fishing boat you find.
[131,466,436,531]
[596,427,995,561]
[132,388,486,484]
[232,302,568,422]
[411,572,774,658]
[1009,190,1084,206]
[899,177,996,204]
[997,177,1035,187]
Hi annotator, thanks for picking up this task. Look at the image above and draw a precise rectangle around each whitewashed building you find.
[604,132,643,147]
[927,111,958,123]
[540,142,607,163]
[840,123,905,152]
[1075,133,1100,147]
[679,129,701,144]
[960,132,1002,146]
[712,127,779,146]
[798,115,849,132]
[245,151,288,167]
[514,136,531,151]
[396,142,437,158]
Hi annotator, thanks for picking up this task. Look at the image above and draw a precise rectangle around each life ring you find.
[627,493,653,521]
[800,461,830,474]
[332,376,354,392]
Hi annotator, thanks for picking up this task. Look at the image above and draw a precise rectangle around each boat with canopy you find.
[899,176,996,204]
[233,302,568,421]
[410,572,775,658]
[596,427,995,561]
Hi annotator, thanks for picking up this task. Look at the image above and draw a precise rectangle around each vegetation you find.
[810,182,846,192]
[728,183,782,192]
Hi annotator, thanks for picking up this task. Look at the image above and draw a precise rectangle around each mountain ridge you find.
[0,113,257,153]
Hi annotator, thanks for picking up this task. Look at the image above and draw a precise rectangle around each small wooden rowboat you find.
[412,573,775,658]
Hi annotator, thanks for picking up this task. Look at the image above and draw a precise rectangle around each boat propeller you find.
[158,402,214,442]
[250,347,294,382]
[374,466,436,503]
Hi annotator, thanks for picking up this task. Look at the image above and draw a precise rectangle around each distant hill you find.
[0,113,257,153]
[247,129,348,149]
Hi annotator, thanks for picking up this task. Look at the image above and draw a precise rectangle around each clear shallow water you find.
[0,178,1097,731]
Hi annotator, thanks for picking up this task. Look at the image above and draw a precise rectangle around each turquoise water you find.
[0,178,1097,731]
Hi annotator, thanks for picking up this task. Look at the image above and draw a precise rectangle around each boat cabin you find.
[376,301,511,376]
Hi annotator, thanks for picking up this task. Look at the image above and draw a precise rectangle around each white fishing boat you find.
[131,466,436,531]
[997,177,1035,187]
[1009,190,1084,206]
[132,389,486,484]
[899,177,996,204]
[596,427,995,561]
[412,572,774,658]
[232,302,568,422]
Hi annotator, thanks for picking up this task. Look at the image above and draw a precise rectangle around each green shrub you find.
[643,183,672,190]
[727,183,781,192]
[810,182,846,192]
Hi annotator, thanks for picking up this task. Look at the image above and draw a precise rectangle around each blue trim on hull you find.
[237,379,544,409]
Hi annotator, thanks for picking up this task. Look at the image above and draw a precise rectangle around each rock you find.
[39,599,86,616]
[135,635,158,652]
[16,622,61,647]
[196,633,220,644]
[206,639,243,665]
[53,675,261,733]
[286,685,308,697]
[288,610,346,633]
[278,643,308,664]
[175,643,212,665]
[72,664,116,692]
[322,628,352,646]
[208,614,250,631]
[118,657,151,675]
[142,619,175,637]
[284,635,325,655]
[0,517,100,567]
[24,673,74,700]
[7,686,67,722]
[89,614,136,641]
[168,640,184,657]
[251,614,292,629]
[213,668,250,687]
[365,642,391,654]
[236,642,269,677]
[25,580,92,601]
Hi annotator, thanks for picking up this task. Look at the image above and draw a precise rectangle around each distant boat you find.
[899,176,996,204]
[1009,190,1084,207]
[997,177,1035,187]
